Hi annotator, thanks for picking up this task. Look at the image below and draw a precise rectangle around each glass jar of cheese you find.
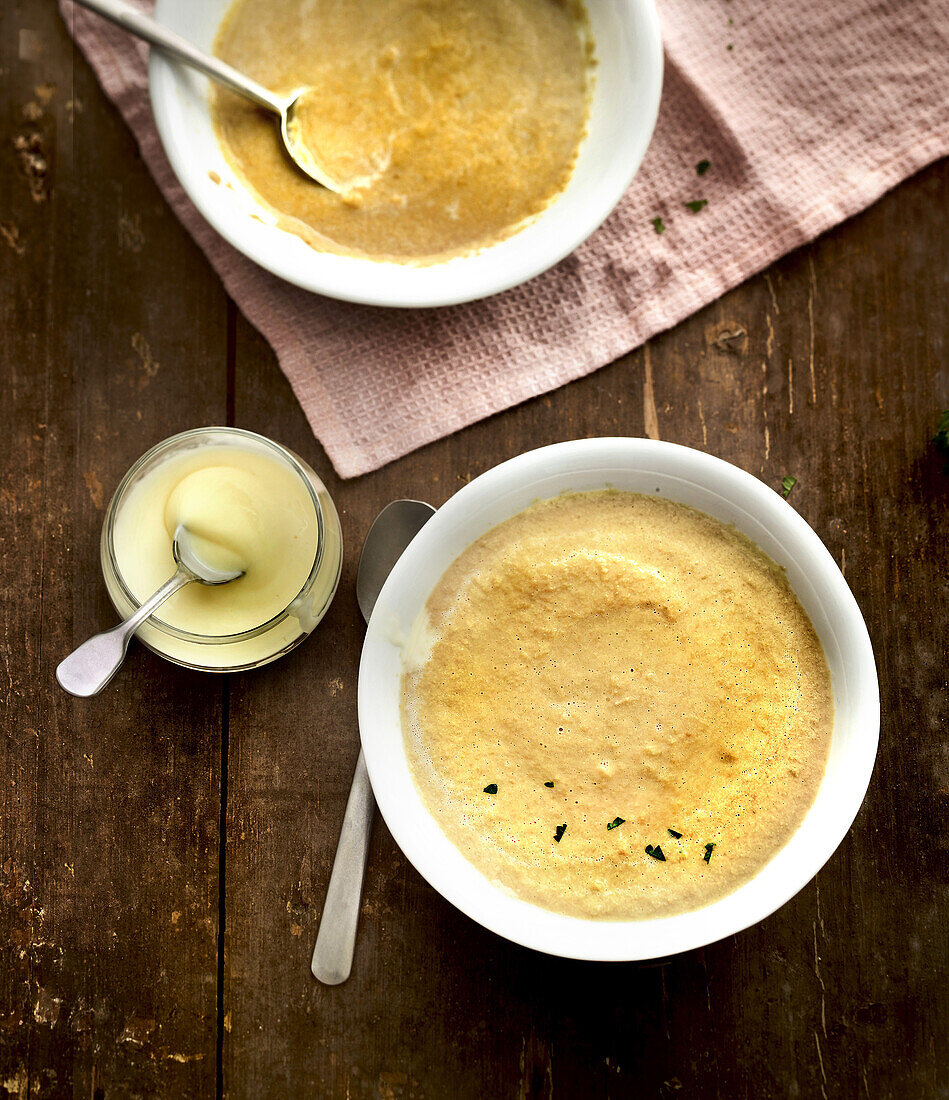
[101,427,342,672]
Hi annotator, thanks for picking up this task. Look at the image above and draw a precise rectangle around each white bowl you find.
[358,439,879,961]
[149,0,663,307]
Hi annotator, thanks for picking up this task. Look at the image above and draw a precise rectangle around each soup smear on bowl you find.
[401,490,833,920]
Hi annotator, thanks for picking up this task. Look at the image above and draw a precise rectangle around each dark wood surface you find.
[2,6,947,1097]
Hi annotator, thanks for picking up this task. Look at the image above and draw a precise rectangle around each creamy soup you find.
[402,491,833,920]
[212,0,593,262]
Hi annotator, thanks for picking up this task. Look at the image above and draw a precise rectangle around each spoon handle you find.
[72,0,285,114]
[311,749,375,985]
[56,568,191,697]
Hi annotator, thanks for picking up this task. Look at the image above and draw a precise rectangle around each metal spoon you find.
[73,0,347,193]
[312,499,435,986]
[56,525,244,698]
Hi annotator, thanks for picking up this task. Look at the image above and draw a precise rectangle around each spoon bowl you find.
[281,89,350,193]
[173,525,247,586]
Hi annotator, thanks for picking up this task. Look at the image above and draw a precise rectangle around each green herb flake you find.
[554,823,567,843]
[934,410,949,472]
[684,199,708,213]
[651,216,666,235]
[668,828,683,839]
[483,783,498,795]
[544,781,555,788]
[645,844,667,862]
[696,159,711,176]
[607,817,626,831]
[780,475,797,499]
[703,843,716,863]
[727,43,734,51]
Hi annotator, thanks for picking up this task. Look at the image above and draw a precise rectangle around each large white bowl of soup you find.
[149,0,662,306]
[358,439,879,960]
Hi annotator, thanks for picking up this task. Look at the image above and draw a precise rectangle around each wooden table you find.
[2,6,947,1097]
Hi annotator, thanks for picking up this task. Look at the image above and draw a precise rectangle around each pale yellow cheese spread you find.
[112,445,319,638]
[402,491,833,920]
[211,0,593,262]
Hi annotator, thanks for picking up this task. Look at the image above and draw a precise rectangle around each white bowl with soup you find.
[358,439,879,960]
[148,0,662,306]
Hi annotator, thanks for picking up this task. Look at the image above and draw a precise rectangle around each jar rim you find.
[103,426,327,645]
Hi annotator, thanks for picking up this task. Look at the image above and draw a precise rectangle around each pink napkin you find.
[61,0,949,477]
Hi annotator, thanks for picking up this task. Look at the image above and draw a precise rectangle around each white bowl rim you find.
[148,0,664,307]
[357,438,880,961]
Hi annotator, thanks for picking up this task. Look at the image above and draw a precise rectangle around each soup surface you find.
[212,0,593,262]
[402,491,833,920]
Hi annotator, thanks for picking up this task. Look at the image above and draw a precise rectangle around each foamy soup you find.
[402,491,833,920]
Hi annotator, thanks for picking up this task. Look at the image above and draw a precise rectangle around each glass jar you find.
[101,427,342,672]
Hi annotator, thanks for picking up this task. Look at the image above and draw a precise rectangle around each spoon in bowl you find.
[56,524,244,698]
[72,0,347,194]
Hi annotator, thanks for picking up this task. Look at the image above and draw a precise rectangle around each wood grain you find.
[1,3,227,1094]
[1,3,946,1096]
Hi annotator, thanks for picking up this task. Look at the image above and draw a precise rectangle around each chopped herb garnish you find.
[645,844,666,861]
[483,783,498,795]
[651,216,666,235]
[668,828,683,839]
[696,159,710,176]
[544,781,555,788]
[685,200,708,214]
[554,823,567,843]
[934,410,949,472]
[780,475,797,499]
[727,43,734,51]
[703,843,716,863]
[607,817,626,831]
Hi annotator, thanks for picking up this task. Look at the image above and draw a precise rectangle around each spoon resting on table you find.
[72,0,349,194]
[56,524,244,698]
[312,499,436,986]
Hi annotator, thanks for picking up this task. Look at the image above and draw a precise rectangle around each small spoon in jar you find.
[73,0,347,193]
[56,525,244,698]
